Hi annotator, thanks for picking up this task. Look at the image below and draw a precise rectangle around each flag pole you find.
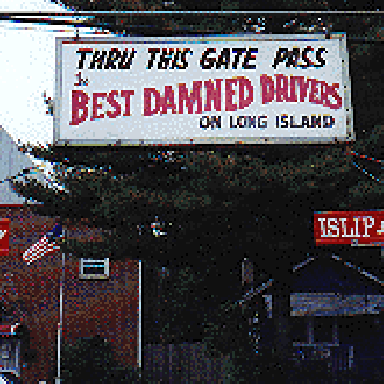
[56,229,65,384]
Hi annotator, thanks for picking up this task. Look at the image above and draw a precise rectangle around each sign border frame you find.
[54,33,354,146]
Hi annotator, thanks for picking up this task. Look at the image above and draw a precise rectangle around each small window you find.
[80,258,109,280]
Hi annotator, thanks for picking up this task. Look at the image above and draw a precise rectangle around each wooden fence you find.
[143,342,234,383]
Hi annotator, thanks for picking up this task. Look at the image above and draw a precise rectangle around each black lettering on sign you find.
[272,47,327,69]
[201,48,216,69]
[170,49,182,69]
[287,48,301,68]
[316,48,327,67]
[200,116,222,130]
[77,48,136,70]
[147,48,161,69]
[76,49,93,69]
[302,47,315,67]
[200,47,258,70]
[216,48,231,69]
[231,48,246,69]
[276,115,335,128]
[147,48,191,69]
[105,48,121,70]
[158,48,174,69]
[242,48,258,69]
[89,50,108,69]
[118,48,136,69]
[175,48,190,69]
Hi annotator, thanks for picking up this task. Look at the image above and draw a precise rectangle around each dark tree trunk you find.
[272,284,292,375]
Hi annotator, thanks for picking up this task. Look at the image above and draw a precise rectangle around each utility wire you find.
[350,150,384,165]
[1,11,383,14]
[352,161,382,183]
[346,150,383,183]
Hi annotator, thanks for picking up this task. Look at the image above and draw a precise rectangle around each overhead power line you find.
[352,161,382,183]
[1,11,383,15]
[346,151,384,183]
[351,151,384,165]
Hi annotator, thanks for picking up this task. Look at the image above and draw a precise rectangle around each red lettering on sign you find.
[143,77,255,116]
[308,79,323,105]
[144,88,160,116]
[322,82,343,110]
[238,78,253,110]
[70,89,135,125]
[70,90,89,125]
[260,74,274,104]
[106,90,122,119]
[261,74,342,110]
[204,79,222,112]
[179,81,203,115]
[91,92,108,121]
[121,90,135,116]
[160,86,177,115]
[224,79,238,112]
[275,74,289,103]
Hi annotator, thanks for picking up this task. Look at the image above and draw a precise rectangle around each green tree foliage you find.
[156,265,207,344]
[203,299,252,358]
[14,144,353,211]
[201,295,268,381]
[11,138,382,275]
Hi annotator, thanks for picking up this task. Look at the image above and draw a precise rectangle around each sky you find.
[0,0,105,148]
[0,0,110,184]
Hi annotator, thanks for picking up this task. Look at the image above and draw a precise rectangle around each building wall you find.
[0,205,139,383]
[62,256,139,367]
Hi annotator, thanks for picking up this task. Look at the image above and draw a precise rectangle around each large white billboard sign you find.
[54,33,353,145]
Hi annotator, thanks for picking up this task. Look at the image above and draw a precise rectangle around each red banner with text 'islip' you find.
[314,210,384,246]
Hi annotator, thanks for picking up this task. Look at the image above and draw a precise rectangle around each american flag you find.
[23,223,63,264]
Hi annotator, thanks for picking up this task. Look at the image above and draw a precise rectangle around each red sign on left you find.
[0,218,10,256]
